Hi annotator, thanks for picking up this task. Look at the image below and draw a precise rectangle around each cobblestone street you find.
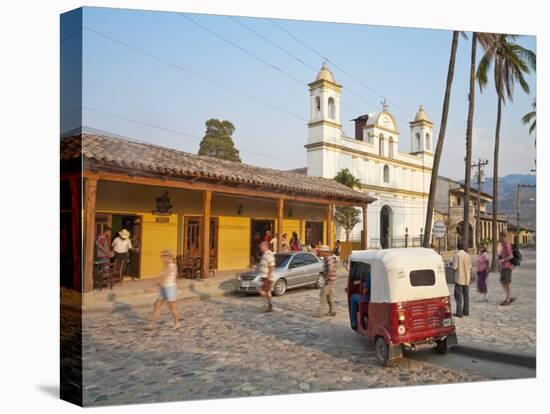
[69,249,537,406]
[77,278,483,406]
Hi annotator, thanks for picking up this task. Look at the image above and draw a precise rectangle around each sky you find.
[61,6,537,180]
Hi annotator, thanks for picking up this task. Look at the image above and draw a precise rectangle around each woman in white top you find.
[149,250,180,330]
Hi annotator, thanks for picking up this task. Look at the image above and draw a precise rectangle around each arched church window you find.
[314,96,321,118]
[389,137,395,158]
[379,134,385,156]
[425,133,431,150]
[383,165,390,183]
[415,133,421,152]
[328,97,335,119]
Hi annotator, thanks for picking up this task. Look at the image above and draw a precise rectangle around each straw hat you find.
[119,229,130,239]
[160,249,174,258]
[319,245,330,252]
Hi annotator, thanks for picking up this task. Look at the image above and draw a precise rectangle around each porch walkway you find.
[61,269,244,313]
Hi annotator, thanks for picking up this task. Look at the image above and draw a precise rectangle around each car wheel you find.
[315,273,325,289]
[435,338,449,355]
[273,279,287,296]
[375,336,390,366]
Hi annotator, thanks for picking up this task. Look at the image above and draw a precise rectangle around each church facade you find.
[305,64,434,248]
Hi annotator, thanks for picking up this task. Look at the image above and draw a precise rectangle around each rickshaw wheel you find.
[435,338,449,355]
[375,337,390,366]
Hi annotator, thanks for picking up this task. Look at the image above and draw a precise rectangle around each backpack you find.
[511,246,522,266]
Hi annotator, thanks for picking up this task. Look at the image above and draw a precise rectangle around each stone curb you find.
[62,287,237,314]
[452,344,536,368]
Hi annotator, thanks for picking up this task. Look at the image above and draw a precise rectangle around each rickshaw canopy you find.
[349,248,450,303]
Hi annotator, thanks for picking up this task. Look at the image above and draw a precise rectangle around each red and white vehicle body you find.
[347,248,457,365]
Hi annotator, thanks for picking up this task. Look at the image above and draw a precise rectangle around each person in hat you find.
[111,229,133,282]
[149,250,180,330]
[318,246,337,317]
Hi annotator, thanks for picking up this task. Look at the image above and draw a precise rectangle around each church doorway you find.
[380,205,392,249]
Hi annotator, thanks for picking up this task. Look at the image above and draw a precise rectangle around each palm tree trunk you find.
[491,96,502,271]
[423,31,459,247]
[463,33,477,251]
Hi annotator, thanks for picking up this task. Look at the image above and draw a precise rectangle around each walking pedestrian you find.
[258,241,275,313]
[112,229,133,282]
[452,241,472,317]
[476,246,490,301]
[318,246,337,316]
[498,231,515,306]
[149,250,180,330]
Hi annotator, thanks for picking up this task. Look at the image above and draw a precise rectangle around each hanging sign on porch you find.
[152,191,173,216]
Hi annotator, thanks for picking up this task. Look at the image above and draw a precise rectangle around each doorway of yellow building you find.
[184,216,219,267]
[250,219,274,265]
[95,213,142,279]
[305,221,324,247]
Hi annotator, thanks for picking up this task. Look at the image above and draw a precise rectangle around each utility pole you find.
[472,159,489,251]
[516,183,536,244]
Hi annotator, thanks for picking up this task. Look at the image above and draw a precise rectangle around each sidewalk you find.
[61,269,242,313]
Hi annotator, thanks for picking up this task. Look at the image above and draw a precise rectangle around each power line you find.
[180,14,363,116]
[269,18,415,120]
[78,106,298,165]
[83,26,307,123]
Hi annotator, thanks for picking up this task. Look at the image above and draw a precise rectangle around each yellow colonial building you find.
[61,130,375,292]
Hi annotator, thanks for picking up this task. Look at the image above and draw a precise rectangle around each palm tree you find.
[423,31,460,247]
[522,99,537,168]
[476,34,536,270]
[462,33,497,251]
[334,168,362,242]
[334,168,361,189]
[522,99,536,135]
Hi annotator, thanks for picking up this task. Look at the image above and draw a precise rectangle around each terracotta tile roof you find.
[61,130,375,204]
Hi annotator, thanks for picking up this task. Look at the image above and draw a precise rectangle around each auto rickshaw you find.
[346,248,457,366]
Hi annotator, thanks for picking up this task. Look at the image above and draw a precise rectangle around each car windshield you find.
[275,254,292,268]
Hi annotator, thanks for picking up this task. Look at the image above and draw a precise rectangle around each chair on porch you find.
[95,260,122,290]
[176,255,200,279]
[208,255,217,278]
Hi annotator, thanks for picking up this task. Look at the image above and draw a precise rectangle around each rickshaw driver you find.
[350,270,371,329]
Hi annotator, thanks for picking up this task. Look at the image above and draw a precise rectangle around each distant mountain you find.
[482,174,536,229]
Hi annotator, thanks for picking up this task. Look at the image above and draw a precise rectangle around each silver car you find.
[235,252,326,296]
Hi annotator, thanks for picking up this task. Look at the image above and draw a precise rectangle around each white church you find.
[305,63,434,248]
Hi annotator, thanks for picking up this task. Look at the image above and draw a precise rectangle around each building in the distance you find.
[506,221,535,246]
[305,63,433,248]
[434,175,508,250]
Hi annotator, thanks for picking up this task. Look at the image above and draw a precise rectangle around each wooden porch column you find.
[83,177,97,293]
[201,190,212,279]
[326,204,334,248]
[277,197,284,252]
[69,177,81,292]
[362,204,368,250]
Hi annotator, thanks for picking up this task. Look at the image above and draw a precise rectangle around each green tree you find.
[333,168,361,241]
[423,31,460,247]
[198,119,241,162]
[334,168,361,189]
[476,34,536,270]
[462,33,497,250]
